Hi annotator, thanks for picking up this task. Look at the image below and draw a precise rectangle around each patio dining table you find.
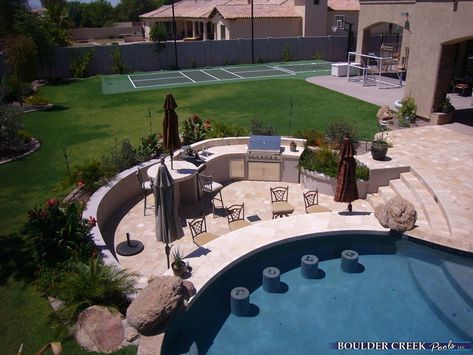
[147,159,198,207]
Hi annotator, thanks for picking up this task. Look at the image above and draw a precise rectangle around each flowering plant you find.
[27,200,95,267]
[182,115,211,144]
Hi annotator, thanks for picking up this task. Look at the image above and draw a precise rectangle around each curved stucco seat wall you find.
[83,136,306,268]
[83,159,161,267]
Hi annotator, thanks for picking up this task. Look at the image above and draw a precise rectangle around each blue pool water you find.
[162,234,473,354]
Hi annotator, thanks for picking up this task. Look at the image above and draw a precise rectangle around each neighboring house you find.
[140,0,360,41]
[356,0,473,119]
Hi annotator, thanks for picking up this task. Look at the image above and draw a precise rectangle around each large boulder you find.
[374,196,417,233]
[75,305,125,353]
[126,276,187,334]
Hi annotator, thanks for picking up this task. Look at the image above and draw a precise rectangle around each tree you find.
[41,0,71,46]
[81,0,114,28]
[115,0,161,22]
[13,9,56,65]
[0,0,29,37]
[4,35,38,84]
[150,22,167,68]
[65,1,84,28]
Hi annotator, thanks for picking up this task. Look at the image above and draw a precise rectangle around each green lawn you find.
[0,76,379,354]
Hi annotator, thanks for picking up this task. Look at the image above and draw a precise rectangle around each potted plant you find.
[290,140,297,152]
[171,247,187,277]
[370,139,390,160]
[440,96,454,113]
[397,96,417,123]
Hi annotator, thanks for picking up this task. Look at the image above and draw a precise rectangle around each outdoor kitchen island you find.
[184,136,305,185]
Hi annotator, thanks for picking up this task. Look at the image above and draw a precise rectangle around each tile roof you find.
[328,0,360,11]
[140,0,301,19]
[141,0,223,19]
[214,3,300,19]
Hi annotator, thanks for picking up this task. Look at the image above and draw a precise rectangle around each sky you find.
[28,0,120,9]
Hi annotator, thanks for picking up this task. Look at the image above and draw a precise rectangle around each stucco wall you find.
[357,0,473,118]
[224,18,302,39]
[293,0,328,36]
[71,26,142,40]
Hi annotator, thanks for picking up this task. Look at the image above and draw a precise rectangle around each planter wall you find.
[300,169,369,199]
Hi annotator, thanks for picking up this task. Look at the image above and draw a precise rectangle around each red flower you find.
[204,120,211,129]
[77,180,85,188]
[88,216,97,228]
[46,199,58,207]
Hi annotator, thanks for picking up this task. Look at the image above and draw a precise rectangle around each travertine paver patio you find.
[115,181,374,288]
[358,125,473,252]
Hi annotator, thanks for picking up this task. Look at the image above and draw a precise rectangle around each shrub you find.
[26,199,95,268]
[110,47,127,74]
[69,49,95,78]
[0,104,29,157]
[102,138,138,174]
[398,96,417,123]
[300,147,339,177]
[355,161,370,181]
[281,44,292,62]
[137,133,163,161]
[182,114,211,144]
[313,52,325,60]
[300,148,369,180]
[325,119,358,148]
[250,119,276,136]
[294,128,326,147]
[24,94,49,105]
[206,121,248,138]
[68,160,110,192]
[57,257,137,322]
[4,35,38,84]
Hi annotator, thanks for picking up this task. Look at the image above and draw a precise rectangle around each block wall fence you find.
[0,35,387,80]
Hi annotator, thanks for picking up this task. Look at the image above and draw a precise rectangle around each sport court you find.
[102,61,332,94]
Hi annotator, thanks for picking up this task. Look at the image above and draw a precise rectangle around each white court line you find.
[200,70,221,81]
[129,71,182,78]
[221,68,244,79]
[133,76,185,83]
[127,75,137,89]
[268,65,295,74]
[134,78,224,89]
[179,71,196,83]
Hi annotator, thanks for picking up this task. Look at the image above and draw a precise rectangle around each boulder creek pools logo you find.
[331,341,472,352]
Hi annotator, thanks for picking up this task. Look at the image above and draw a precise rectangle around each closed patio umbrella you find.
[154,158,184,269]
[334,135,359,212]
[163,93,181,169]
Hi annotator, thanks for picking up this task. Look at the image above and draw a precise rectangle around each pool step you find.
[400,172,451,236]
[408,254,473,338]
[366,172,451,236]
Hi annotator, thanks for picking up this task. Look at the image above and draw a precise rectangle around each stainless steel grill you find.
[246,135,282,162]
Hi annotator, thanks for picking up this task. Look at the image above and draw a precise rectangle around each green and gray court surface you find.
[102,60,333,94]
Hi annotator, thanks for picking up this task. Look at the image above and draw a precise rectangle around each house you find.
[356,0,473,119]
[140,0,360,41]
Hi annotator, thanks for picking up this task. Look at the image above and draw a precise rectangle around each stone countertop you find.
[193,143,304,163]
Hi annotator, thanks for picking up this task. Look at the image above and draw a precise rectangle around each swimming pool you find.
[162,233,473,354]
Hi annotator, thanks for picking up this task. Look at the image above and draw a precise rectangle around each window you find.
[334,15,345,29]
[220,24,226,40]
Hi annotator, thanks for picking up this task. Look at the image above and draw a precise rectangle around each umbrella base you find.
[116,240,144,256]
